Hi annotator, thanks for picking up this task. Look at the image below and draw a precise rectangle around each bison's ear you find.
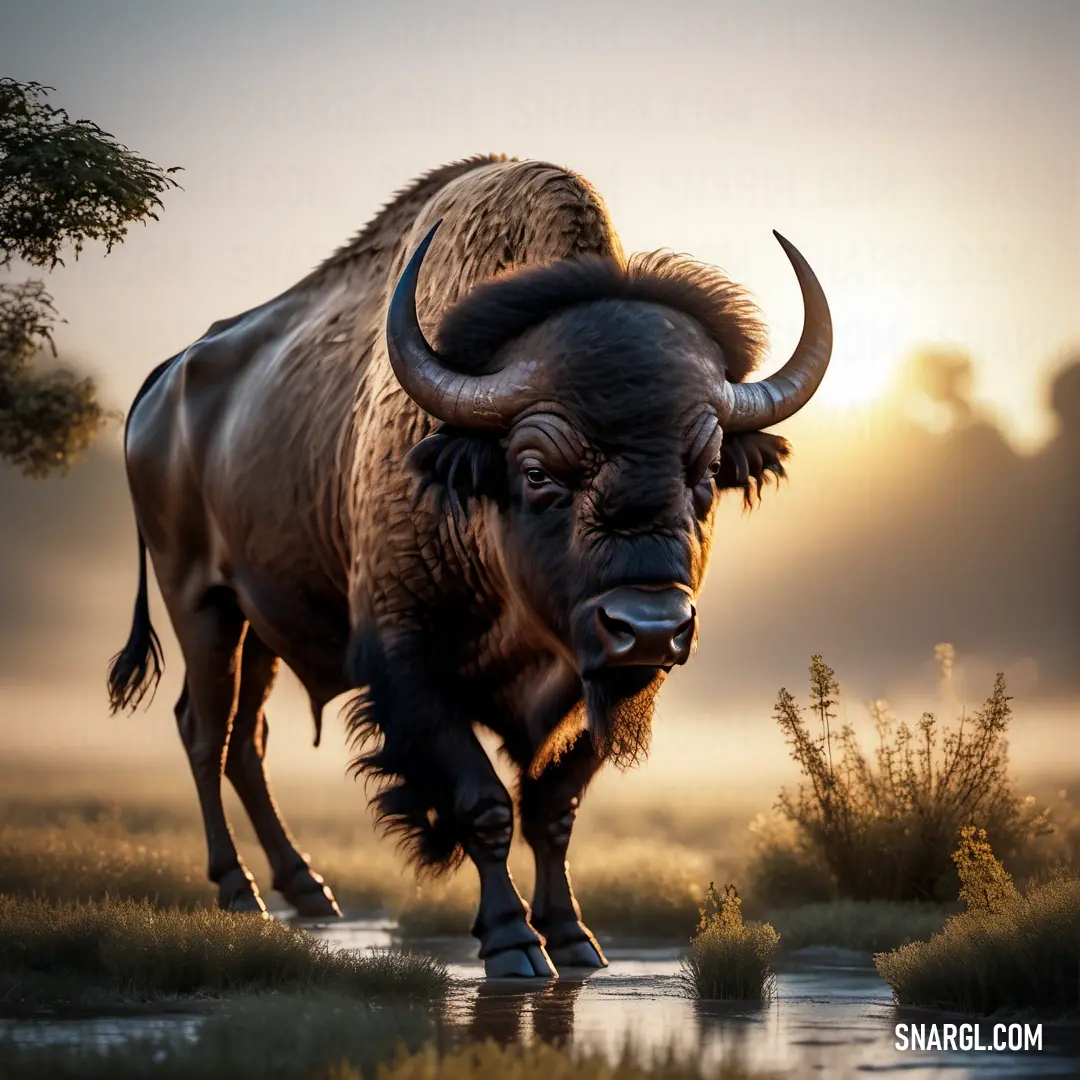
[715,431,791,509]
[404,424,508,518]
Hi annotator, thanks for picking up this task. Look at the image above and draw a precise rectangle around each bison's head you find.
[389,221,831,766]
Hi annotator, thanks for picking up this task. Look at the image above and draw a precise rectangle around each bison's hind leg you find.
[224,628,341,919]
[169,587,338,917]
[170,590,266,914]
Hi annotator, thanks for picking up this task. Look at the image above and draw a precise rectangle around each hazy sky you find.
[1,2,1077,795]
[2,0,1077,445]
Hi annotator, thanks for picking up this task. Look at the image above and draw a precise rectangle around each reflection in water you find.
[7,924,1079,1080]
[531,979,585,1045]
[693,1000,771,1075]
[455,978,585,1047]
[429,935,1080,1080]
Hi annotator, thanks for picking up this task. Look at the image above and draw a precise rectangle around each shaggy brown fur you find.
[434,251,767,382]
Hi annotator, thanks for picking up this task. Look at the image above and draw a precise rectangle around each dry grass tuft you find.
[678,884,779,1001]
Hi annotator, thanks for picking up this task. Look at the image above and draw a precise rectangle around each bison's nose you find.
[594,587,696,668]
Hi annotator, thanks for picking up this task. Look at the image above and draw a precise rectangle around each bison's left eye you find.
[524,466,551,487]
[704,457,722,480]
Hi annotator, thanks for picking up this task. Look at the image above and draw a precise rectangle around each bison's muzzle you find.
[577,585,696,671]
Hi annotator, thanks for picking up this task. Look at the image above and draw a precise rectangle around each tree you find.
[0,78,180,476]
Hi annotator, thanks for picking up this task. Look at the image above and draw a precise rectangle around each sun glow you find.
[814,348,899,410]
[767,282,920,412]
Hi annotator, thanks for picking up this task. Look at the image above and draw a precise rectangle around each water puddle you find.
[314,920,1080,1078]
[5,919,1078,1079]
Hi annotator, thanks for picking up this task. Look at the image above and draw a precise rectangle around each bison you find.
[107,154,832,977]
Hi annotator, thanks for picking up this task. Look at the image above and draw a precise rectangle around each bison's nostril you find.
[596,608,638,658]
[671,615,695,657]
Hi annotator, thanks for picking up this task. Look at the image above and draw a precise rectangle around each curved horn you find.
[723,231,833,432]
[386,220,542,429]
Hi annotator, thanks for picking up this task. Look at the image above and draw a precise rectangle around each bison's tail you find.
[107,530,164,714]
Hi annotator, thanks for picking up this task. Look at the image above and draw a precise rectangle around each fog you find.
[1,0,1076,801]
[2,347,1076,796]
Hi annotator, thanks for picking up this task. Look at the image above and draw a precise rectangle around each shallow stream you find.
[4,918,1078,1079]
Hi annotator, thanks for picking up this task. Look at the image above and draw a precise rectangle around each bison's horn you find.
[386,219,541,430]
[723,232,833,432]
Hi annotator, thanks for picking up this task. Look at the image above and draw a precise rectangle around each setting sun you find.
[813,346,900,410]
[764,282,916,411]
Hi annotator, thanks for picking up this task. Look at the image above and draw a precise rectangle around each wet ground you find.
[5,919,1079,1078]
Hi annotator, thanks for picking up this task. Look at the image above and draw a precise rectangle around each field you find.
[0,758,986,952]
[3,755,1078,1078]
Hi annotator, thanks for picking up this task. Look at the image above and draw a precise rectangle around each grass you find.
[0,800,994,961]
[875,829,1080,1016]
[0,796,714,942]
[764,900,948,954]
[0,994,775,1080]
[0,818,214,910]
[0,894,449,1016]
[2,761,1073,961]
[678,885,779,1001]
[0,807,408,914]
[574,864,704,941]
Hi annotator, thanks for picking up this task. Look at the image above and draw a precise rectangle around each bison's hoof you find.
[278,867,342,919]
[534,919,608,969]
[546,937,608,969]
[218,867,268,916]
[484,944,558,979]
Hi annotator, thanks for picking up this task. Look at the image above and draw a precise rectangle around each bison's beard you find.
[582,667,665,770]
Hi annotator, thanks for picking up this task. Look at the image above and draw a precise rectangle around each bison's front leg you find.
[520,735,608,969]
[452,733,557,979]
[351,624,554,978]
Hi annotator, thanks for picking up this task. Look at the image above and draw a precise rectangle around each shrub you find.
[767,653,1049,903]
[875,832,1080,1016]
[678,884,779,1001]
